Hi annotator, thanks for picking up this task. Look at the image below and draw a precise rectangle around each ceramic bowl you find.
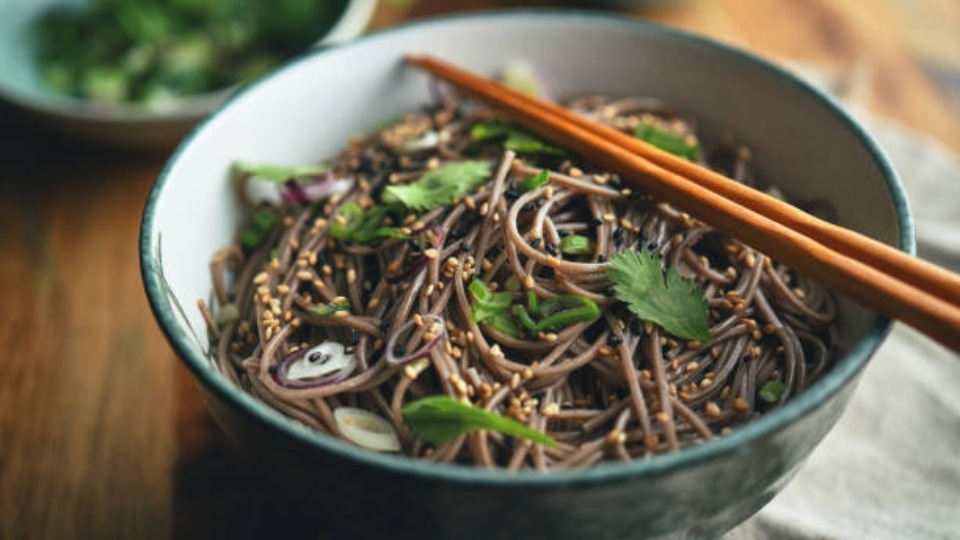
[0,0,377,150]
[140,11,910,539]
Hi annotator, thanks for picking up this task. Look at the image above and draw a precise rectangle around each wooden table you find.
[2,1,957,537]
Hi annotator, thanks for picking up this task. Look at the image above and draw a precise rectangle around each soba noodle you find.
[202,91,839,470]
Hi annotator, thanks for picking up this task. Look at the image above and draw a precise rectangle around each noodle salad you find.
[200,87,839,471]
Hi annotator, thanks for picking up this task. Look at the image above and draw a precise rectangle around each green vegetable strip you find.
[559,235,593,255]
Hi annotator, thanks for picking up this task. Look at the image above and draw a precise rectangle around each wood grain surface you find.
[1,1,958,538]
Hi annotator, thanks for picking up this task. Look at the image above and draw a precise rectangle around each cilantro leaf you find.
[607,249,711,342]
[759,380,786,403]
[233,161,331,183]
[401,396,556,447]
[383,160,491,212]
[471,120,565,156]
[632,123,700,161]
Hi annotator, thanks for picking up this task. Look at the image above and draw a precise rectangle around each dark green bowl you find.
[141,10,910,539]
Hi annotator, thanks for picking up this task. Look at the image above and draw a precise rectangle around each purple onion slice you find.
[272,342,357,389]
[385,314,446,366]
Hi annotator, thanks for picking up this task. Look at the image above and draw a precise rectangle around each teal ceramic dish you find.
[140,11,911,539]
[0,0,376,149]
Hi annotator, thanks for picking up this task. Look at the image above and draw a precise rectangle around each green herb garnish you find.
[471,121,566,156]
[383,161,492,212]
[468,280,519,336]
[559,235,593,255]
[233,162,331,183]
[239,207,278,250]
[328,202,406,243]
[607,249,711,342]
[759,380,787,403]
[309,299,351,317]
[401,396,556,447]
[517,170,550,194]
[632,123,700,161]
[513,290,600,333]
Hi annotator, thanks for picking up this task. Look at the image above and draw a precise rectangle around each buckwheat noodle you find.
[203,92,839,470]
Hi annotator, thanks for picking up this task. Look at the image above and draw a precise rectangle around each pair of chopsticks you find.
[405,54,960,353]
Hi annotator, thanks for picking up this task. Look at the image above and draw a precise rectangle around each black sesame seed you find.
[521,203,535,213]
[529,238,542,249]
[613,226,625,241]
[604,286,616,296]
[596,255,607,263]
[505,187,519,200]
[629,319,643,334]
[380,319,391,331]
[588,217,603,227]
[545,243,558,255]
[608,334,624,346]
[557,230,570,238]
[459,242,472,254]
[533,199,546,208]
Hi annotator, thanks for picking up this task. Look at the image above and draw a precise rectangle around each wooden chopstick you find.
[405,54,960,352]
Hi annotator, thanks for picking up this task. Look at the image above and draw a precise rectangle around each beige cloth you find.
[727,115,960,539]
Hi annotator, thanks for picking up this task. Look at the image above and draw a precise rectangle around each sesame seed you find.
[685,361,700,373]
[253,272,269,285]
[521,367,534,380]
[296,271,312,281]
[333,310,350,318]
[424,248,439,260]
[544,186,554,199]
[347,269,357,284]
[700,377,713,388]
[655,412,672,425]
[522,274,535,290]
[705,401,721,417]
[464,196,476,210]
[569,167,583,178]
[479,202,489,216]
[510,372,521,390]
[733,397,750,412]
[276,284,290,295]
[602,213,616,223]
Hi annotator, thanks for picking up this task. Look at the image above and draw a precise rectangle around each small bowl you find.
[141,11,911,539]
[0,0,377,150]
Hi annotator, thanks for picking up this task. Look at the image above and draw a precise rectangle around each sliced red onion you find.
[280,173,353,205]
[334,407,401,452]
[272,342,357,389]
[384,224,447,285]
[385,314,446,366]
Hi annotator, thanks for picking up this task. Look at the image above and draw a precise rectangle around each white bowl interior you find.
[144,13,904,425]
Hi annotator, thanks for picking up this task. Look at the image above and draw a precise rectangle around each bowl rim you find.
[0,0,377,124]
[140,9,912,486]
